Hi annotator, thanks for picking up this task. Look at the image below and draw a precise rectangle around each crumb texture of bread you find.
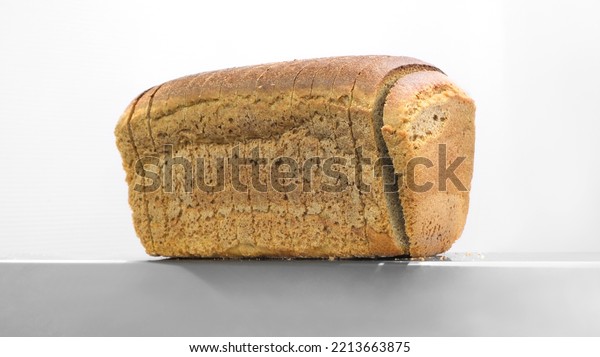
[115,56,475,258]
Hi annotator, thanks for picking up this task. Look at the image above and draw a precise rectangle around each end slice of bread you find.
[382,71,475,256]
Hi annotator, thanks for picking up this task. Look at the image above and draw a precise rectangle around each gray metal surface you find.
[1,253,599,336]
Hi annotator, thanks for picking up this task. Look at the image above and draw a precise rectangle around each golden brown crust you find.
[115,56,474,258]
[115,90,158,255]
[382,71,475,256]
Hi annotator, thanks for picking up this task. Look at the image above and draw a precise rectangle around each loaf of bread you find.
[115,56,475,258]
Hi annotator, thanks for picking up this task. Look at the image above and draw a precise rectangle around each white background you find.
[0,0,598,259]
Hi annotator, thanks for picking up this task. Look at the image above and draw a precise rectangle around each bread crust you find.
[115,56,475,258]
[382,71,475,256]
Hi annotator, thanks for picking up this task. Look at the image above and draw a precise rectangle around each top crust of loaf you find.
[128,57,433,128]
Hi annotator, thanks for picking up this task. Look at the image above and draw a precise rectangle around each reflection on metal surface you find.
[1,254,599,336]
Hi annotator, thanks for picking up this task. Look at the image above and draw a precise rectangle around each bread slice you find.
[115,55,475,258]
